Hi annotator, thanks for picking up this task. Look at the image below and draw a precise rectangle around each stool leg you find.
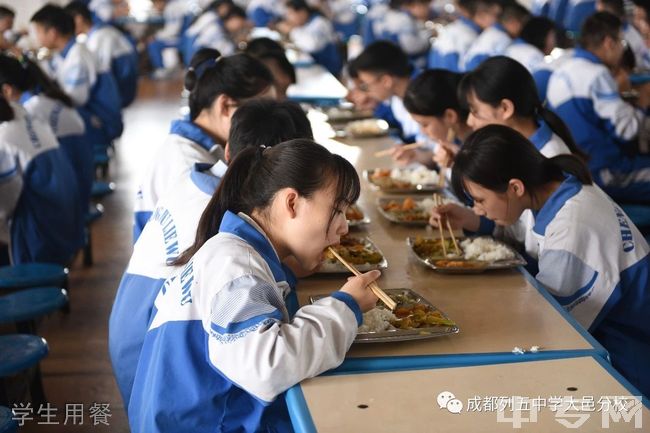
[83,226,93,267]
[62,276,71,315]
[29,366,46,407]
[0,378,9,406]
[16,320,37,334]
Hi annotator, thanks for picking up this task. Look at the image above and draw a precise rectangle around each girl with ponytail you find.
[128,139,380,433]
[0,53,90,214]
[133,49,275,240]
[458,55,588,161]
[432,125,650,398]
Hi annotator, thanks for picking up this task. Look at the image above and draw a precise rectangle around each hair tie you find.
[193,56,221,81]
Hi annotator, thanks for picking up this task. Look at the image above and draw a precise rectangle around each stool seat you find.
[0,288,68,325]
[91,181,116,199]
[621,204,650,227]
[0,335,49,377]
[0,264,68,290]
[0,406,17,433]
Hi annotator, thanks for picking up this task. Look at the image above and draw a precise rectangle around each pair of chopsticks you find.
[433,194,461,256]
[437,129,456,189]
[327,246,397,310]
[374,142,425,158]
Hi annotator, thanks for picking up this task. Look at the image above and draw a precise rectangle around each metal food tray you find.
[310,288,459,343]
[325,107,374,124]
[364,169,443,194]
[406,236,528,273]
[318,237,388,274]
[376,197,431,226]
[343,119,390,138]
[346,205,370,227]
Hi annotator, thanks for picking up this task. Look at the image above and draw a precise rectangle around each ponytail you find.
[0,54,73,107]
[172,139,361,266]
[184,52,273,121]
[0,96,14,122]
[538,107,589,162]
[451,125,592,204]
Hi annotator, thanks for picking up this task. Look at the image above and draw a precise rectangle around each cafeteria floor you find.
[19,77,185,433]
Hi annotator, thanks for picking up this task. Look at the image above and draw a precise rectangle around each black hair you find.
[403,69,468,120]
[459,56,587,160]
[598,0,625,18]
[222,5,246,21]
[0,5,15,19]
[451,125,592,205]
[64,1,92,24]
[458,0,502,16]
[520,17,557,52]
[349,41,412,78]
[184,52,273,120]
[621,44,637,70]
[0,95,13,122]
[0,54,74,107]
[579,11,622,50]
[500,1,530,24]
[245,37,285,56]
[389,0,403,9]
[229,99,312,158]
[286,0,317,14]
[173,139,360,265]
[258,51,297,84]
[31,4,75,37]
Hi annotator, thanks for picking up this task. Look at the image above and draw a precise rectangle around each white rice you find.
[418,197,454,213]
[358,308,397,333]
[461,237,516,262]
[389,166,440,185]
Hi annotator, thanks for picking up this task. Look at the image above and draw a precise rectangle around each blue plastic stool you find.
[0,406,17,433]
[0,288,68,334]
[0,335,49,406]
[0,264,68,292]
[620,204,650,228]
[83,204,105,266]
[91,181,116,200]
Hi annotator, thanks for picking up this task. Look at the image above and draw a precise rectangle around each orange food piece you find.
[402,197,416,211]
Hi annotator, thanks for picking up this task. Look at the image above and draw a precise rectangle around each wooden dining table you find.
[286,355,649,433]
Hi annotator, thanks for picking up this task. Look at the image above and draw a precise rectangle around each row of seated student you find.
[107,43,650,433]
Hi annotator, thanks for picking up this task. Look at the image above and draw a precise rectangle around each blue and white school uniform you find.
[462,24,512,71]
[328,0,358,41]
[0,103,83,265]
[0,143,23,247]
[46,38,123,148]
[88,0,114,24]
[289,14,342,76]
[428,16,481,72]
[246,0,285,27]
[624,22,650,70]
[531,0,551,17]
[128,211,361,432]
[86,24,139,107]
[20,92,91,215]
[361,2,388,46]
[390,95,428,144]
[181,10,220,64]
[563,0,595,33]
[191,18,236,60]
[370,8,430,57]
[532,176,650,397]
[547,48,650,202]
[110,161,227,408]
[147,0,192,70]
[133,119,224,241]
[505,39,546,74]
[547,0,569,27]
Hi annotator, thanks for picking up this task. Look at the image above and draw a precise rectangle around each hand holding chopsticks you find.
[433,194,461,256]
[374,142,425,158]
[327,246,396,310]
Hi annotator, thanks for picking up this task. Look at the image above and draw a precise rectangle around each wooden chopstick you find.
[374,142,425,158]
[434,194,461,256]
[433,195,448,257]
[327,246,396,310]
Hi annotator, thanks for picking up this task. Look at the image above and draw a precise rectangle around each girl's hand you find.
[433,141,460,168]
[429,203,480,232]
[389,147,434,168]
[340,270,381,312]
